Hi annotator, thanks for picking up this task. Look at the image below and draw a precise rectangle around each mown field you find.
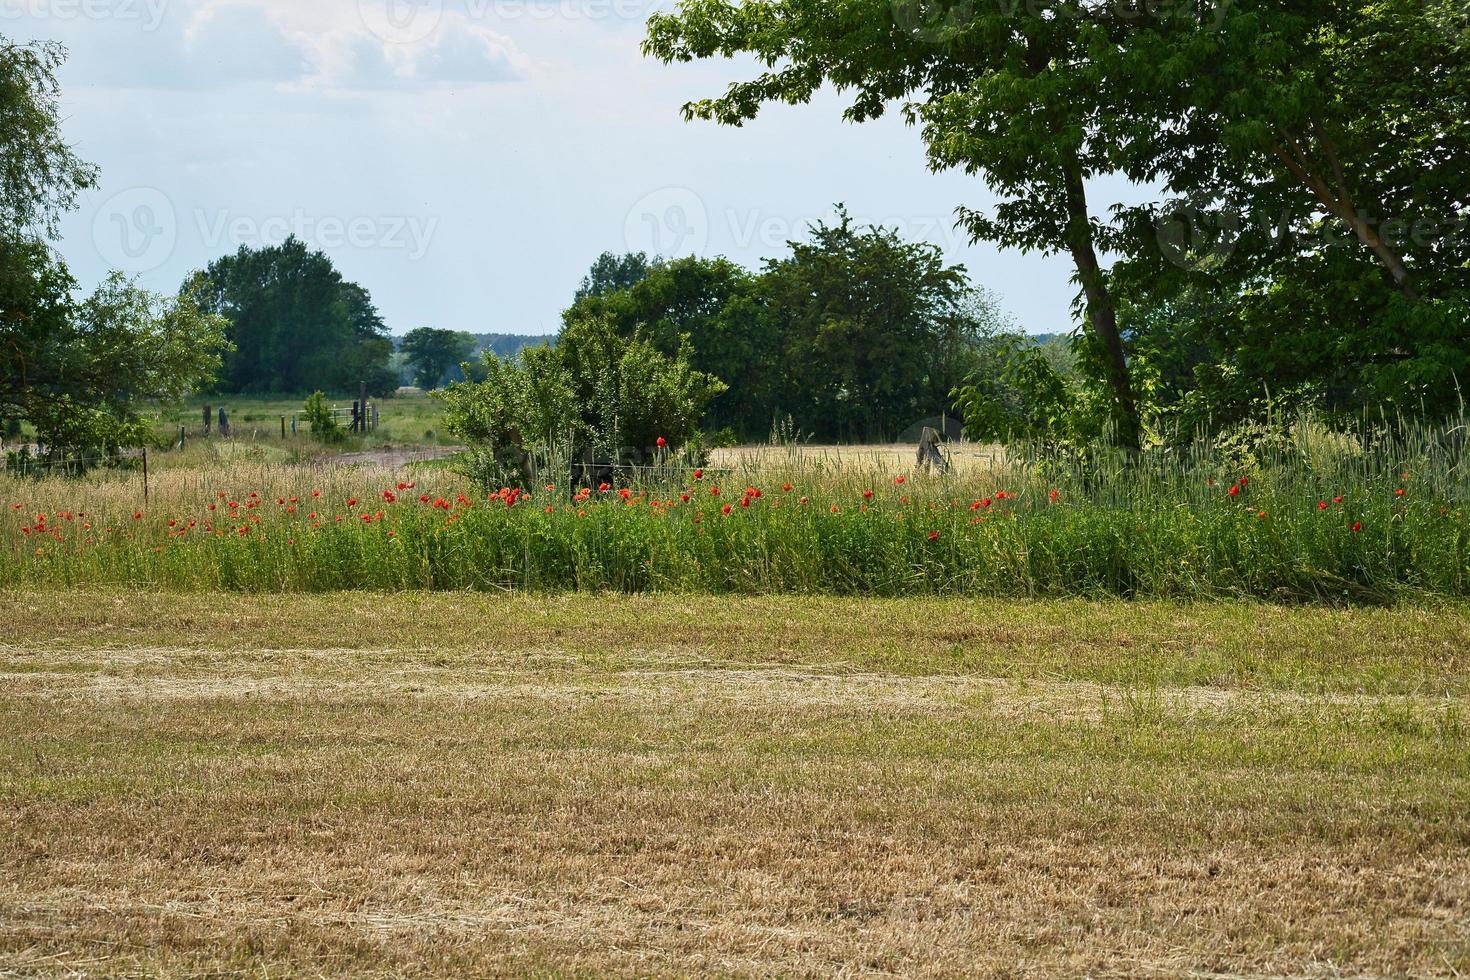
[1,592,1467,976]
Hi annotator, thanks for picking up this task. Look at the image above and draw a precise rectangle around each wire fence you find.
[0,450,142,478]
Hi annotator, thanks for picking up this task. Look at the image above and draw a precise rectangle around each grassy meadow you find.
[2,592,1468,976]
[3,407,1469,600]
[4,401,1470,975]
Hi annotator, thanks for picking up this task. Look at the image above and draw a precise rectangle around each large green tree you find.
[1,239,230,455]
[644,0,1146,448]
[0,37,227,457]
[190,237,398,395]
[400,327,478,390]
[0,37,97,240]
[564,254,780,437]
[1105,0,1470,424]
[757,210,989,440]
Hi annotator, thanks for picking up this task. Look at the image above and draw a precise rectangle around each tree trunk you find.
[1272,130,1420,301]
[1061,156,1142,452]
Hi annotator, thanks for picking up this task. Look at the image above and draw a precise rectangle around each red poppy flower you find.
[1049,489,1060,502]
[693,468,704,480]
[382,490,397,503]
[782,483,793,492]
[895,476,907,486]
[656,437,667,448]
[722,503,732,516]
[1319,501,1329,511]
[132,511,143,520]
[1228,485,1240,497]
[599,483,611,493]
[1395,488,1406,497]
[711,486,720,497]
[927,531,940,542]
[740,497,751,508]
[1352,522,1363,533]
[863,489,874,500]
[1334,496,1344,504]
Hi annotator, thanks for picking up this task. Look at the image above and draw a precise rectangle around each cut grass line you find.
[1,591,1468,976]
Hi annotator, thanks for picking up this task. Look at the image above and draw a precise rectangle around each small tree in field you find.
[437,315,726,489]
[303,391,343,444]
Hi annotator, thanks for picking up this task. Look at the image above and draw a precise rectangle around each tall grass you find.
[3,413,1467,601]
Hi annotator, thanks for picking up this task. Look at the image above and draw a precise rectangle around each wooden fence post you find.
[142,447,149,505]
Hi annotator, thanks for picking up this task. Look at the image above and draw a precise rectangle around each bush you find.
[303,391,343,444]
[437,315,726,489]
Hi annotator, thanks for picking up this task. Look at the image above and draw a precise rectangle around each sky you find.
[16,0,1141,337]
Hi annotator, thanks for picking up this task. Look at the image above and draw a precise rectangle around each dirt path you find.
[323,445,465,469]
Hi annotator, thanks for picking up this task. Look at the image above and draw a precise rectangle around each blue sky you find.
[20,0,1139,337]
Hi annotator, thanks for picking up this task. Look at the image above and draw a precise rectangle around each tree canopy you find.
[189,237,398,396]
[400,327,478,391]
[563,212,1009,442]
[0,37,98,241]
[645,0,1470,446]
[0,36,228,457]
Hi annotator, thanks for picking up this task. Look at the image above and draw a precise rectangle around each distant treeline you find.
[178,222,1049,445]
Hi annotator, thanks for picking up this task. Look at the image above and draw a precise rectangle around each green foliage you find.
[564,212,1007,441]
[645,0,1147,449]
[575,251,653,300]
[400,327,478,391]
[954,337,1085,447]
[6,412,1470,602]
[190,237,397,396]
[302,391,342,444]
[437,314,726,488]
[0,237,230,457]
[0,37,98,240]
